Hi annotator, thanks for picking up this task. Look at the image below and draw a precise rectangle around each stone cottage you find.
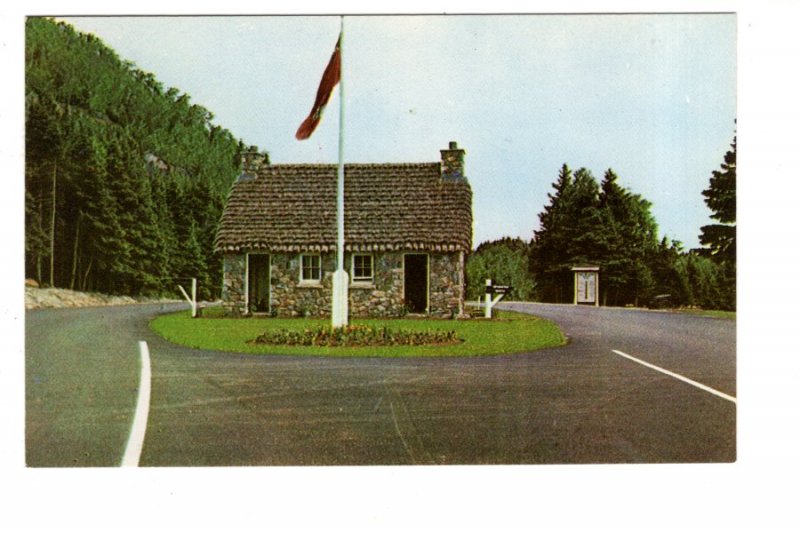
[213,142,473,318]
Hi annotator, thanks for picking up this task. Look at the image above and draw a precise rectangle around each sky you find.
[59,14,737,250]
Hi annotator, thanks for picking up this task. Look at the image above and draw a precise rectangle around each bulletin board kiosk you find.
[572,266,600,307]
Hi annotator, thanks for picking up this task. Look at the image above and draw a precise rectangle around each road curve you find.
[25,303,186,466]
[26,301,735,466]
[498,302,736,398]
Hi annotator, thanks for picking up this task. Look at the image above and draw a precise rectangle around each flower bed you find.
[251,324,461,347]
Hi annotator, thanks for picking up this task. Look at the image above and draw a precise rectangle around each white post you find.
[483,278,508,319]
[484,279,492,318]
[331,16,349,328]
[177,277,198,318]
[594,272,600,307]
[191,277,197,317]
[573,272,578,305]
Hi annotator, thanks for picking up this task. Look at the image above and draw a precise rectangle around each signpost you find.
[484,279,512,318]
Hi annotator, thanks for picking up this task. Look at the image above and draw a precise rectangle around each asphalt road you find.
[25,302,735,466]
[25,303,186,466]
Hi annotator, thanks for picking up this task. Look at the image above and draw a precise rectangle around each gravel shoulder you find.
[25,286,180,310]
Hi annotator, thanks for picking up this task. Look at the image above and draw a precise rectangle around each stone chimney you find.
[440,141,466,180]
[240,145,269,178]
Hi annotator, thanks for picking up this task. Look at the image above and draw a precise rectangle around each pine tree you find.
[698,134,736,310]
[562,168,606,264]
[531,165,661,306]
[71,132,132,293]
[649,237,692,306]
[699,136,736,261]
[598,169,659,306]
[530,166,608,302]
[530,164,575,302]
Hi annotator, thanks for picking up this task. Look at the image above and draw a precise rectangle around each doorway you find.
[403,254,429,313]
[247,254,270,313]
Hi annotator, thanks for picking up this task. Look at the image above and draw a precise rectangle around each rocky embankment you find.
[25,285,179,310]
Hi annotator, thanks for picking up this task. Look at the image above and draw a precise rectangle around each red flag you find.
[296,35,341,140]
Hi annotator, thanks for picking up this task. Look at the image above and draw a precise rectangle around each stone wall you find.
[270,253,334,317]
[221,250,466,318]
[349,253,405,318]
[429,252,465,318]
[221,253,246,316]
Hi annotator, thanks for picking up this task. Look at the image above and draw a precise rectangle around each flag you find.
[295,35,341,140]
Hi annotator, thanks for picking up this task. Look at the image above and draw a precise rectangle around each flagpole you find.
[331,15,349,328]
[337,15,345,274]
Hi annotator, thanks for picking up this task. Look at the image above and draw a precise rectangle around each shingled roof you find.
[214,160,473,254]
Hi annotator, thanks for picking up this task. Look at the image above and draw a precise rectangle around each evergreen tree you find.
[562,168,607,263]
[699,136,736,262]
[698,134,736,310]
[598,169,659,306]
[529,164,575,302]
[71,131,132,293]
[682,253,725,309]
[24,188,49,283]
[530,166,607,302]
[649,237,692,306]
[531,165,660,306]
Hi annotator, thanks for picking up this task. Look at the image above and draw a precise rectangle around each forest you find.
[25,17,256,299]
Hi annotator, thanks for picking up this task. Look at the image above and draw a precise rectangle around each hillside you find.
[25,17,262,299]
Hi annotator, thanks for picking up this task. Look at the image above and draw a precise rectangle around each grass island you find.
[150,307,566,357]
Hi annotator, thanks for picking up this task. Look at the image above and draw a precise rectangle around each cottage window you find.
[352,254,374,283]
[300,254,322,282]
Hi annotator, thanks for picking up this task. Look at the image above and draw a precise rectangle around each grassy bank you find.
[672,308,736,320]
[150,309,566,357]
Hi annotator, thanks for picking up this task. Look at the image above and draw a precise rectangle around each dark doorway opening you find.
[247,254,270,313]
[404,254,428,313]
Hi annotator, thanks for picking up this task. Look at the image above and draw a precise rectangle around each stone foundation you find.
[221,251,465,318]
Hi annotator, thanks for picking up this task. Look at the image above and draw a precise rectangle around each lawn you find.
[150,308,566,357]
[671,308,736,320]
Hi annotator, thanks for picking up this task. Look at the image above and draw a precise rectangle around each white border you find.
[5,2,800,533]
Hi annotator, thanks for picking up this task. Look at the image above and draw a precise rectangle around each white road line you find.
[611,349,737,404]
[389,401,416,464]
[121,341,152,467]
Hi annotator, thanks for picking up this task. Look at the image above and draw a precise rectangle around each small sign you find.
[576,273,596,303]
[487,284,513,295]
